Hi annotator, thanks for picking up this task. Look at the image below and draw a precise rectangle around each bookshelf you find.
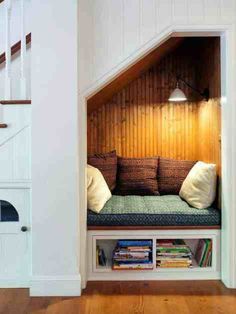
[88,229,221,281]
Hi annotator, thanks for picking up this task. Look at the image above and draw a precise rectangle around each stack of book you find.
[156,239,192,268]
[112,240,153,270]
[195,239,212,267]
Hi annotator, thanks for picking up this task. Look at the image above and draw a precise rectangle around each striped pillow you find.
[158,157,196,195]
[88,150,117,191]
[115,157,159,196]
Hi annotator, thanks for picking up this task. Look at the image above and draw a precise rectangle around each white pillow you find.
[179,161,217,209]
[87,165,112,213]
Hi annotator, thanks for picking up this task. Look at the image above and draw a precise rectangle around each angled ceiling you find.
[87,37,185,114]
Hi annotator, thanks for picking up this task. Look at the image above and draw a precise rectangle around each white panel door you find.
[0,189,30,287]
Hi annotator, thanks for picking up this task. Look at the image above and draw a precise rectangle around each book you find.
[156,239,192,269]
[195,239,212,267]
[112,239,153,270]
[97,247,107,266]
[117,240,152,247]
[113,262,153,270]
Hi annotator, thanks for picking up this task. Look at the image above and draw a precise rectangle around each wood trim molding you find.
[87,225,221,231]
[0,100,31,105]
[0,33,31,65]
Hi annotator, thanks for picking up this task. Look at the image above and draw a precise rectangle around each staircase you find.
[0,0,31,105]
[0,0,31,128]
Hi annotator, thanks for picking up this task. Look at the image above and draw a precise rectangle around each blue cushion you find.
[87,195,220,226]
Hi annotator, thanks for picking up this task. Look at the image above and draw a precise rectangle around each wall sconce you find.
[168,75,209,102]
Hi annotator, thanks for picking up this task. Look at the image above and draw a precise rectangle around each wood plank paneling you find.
[87,36,221,176]
[87,37,184,114]
[88,39,200,160]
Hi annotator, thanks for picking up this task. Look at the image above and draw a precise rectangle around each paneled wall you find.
[78,0,235,93]
[87,38,221,169]
[197,37,221,179]
[87,57,198,159]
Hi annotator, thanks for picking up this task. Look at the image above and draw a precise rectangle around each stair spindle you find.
[5,0,11,100]
[20,0,26,99]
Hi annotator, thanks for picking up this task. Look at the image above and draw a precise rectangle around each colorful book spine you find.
[117,240,152,247]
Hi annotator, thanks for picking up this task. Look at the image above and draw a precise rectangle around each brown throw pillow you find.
[158,157,196,195]
[115,157,159,196]
[87,150,117,191]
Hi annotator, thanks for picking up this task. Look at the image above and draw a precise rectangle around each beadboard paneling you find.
[87,38,221,173]
[78,0,235,93]
[197,38,221,174]
[88,39,199,160]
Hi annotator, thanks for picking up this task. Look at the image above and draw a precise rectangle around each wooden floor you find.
[1,281,236,314]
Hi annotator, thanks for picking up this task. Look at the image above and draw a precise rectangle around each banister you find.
[0,33,31,65]
[0,100,31,105]
[0,1,31,104]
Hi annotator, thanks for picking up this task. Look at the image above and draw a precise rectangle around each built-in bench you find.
[87,195,221,230]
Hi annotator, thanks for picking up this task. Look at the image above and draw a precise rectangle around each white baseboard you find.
[0,278,29,288]
[30,275,81,296]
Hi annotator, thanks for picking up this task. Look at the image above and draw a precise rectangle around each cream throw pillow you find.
[87,164,112,213]
[179,161,217,209]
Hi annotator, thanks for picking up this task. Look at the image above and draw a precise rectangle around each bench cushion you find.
[87,195,220,227]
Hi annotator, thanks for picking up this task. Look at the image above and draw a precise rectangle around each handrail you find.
[0,33,31,65]
[0,100,31,105]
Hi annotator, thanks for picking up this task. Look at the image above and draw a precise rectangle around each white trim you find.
[0,182,31,189]
[79,24,233,99]
[0,279,29,288]
[30,275,81,297]
[88,229,221,281]
[89,271,221,282]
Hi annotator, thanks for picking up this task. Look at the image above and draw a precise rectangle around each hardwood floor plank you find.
[0,281,236,314]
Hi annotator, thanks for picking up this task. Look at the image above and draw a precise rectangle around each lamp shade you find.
[168,87,187,102]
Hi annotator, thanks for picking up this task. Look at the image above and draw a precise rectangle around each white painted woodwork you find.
[88,230,221,281]
[0,189,30,287]
[188,0,204,24]
[172,0,188,24]
[156,0,173,34]
[31,0,80,296]
[0,48,31,100]
[78,0,236,93]
[140,0,156,44]
[0,0,31,100]
[4,0,12,100]
[0,103,31,287]
[123,0,140,58]
[20,0,26,99]
[0,105,31,183]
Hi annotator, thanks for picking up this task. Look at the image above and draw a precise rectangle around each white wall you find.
[31,1,80,296]
[78,0,236,94]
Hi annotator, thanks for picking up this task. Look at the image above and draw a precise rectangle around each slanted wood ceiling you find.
[87,37,221,176]
[87,37,184,114]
